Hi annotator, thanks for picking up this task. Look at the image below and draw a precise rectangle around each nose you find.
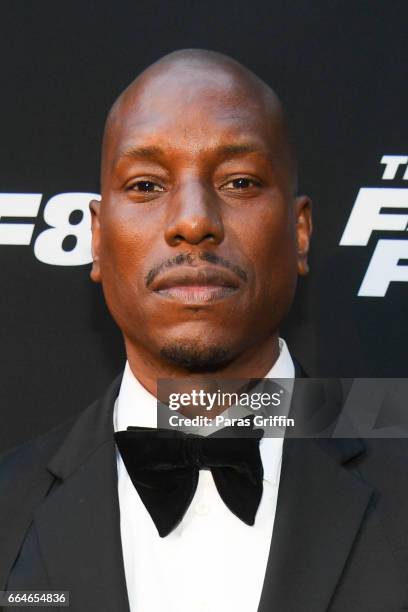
[164,177,224,247]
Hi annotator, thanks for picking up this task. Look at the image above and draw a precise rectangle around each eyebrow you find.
[115,141,271,165]
[116,145,163,163]
[216,143,266,157]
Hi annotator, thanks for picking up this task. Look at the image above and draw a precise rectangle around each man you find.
[1,49,407,611]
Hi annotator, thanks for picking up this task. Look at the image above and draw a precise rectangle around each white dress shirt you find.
[114,338,295,612]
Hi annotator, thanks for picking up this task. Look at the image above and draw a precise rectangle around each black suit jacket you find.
[1,370,408,611]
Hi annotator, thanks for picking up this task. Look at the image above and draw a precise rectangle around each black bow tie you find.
[114,426,264,537]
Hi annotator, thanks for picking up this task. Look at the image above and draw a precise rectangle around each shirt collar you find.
[114,337,294,484]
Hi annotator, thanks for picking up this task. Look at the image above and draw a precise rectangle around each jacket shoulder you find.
[0,416,81,589]
[0,416,78,485]
[0,372,122,500]
[0,415,81,535]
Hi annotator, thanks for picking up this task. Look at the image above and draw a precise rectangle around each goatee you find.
[160,342,231,373]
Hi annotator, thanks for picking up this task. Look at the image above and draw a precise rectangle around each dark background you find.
[1,0,407,453]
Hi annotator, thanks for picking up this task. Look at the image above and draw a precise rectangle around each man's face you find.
[91,63,311,371]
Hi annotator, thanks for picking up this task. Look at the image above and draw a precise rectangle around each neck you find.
[124,333,281,398]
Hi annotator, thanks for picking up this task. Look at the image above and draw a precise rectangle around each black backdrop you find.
[1,0,407,453]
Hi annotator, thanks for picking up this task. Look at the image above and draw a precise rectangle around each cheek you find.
[252,223,298,328]
[98,204,157,283]
[96,215,156,331]
[230,203,297,297]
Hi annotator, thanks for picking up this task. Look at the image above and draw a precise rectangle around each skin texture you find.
[90,49,312,396]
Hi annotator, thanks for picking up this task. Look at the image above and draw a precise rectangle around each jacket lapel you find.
[258,435,373,612]
[34,375,130,612]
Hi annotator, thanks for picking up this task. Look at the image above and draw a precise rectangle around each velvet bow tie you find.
[114,425,264,537]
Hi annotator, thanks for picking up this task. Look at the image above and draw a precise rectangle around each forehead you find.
[107,67,279,163]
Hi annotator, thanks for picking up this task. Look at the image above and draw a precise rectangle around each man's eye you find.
[131,181,164,192]
[223,177,260,189]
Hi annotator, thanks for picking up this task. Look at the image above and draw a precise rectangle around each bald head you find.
[101,48,297,193]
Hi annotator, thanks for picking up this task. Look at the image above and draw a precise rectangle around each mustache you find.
[145,251,248,288]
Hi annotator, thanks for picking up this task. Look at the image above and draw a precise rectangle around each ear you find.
[89,199,102,283]
[295,195,312,276]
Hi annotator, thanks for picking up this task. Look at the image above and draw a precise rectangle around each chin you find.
[159,339,233,373]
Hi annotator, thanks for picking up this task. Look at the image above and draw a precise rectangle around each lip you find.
[150,266,241,303]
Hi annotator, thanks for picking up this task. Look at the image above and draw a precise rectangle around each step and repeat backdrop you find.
[1,0,407,452]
